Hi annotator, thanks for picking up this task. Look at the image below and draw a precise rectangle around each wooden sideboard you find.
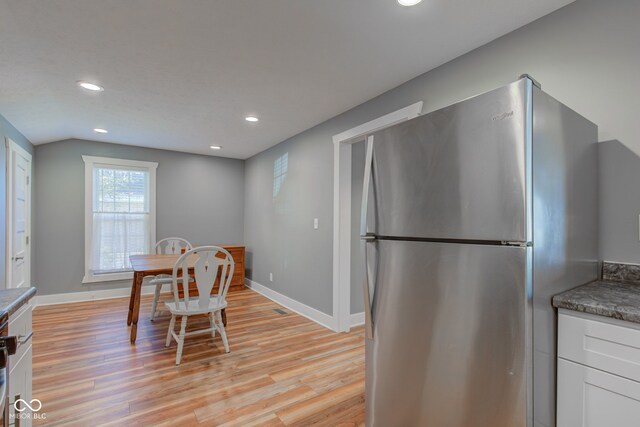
[223,245,246,291]
[179,245,245,296]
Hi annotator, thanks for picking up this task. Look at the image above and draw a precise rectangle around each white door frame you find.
[332,102,423,332]
[5,137,32,289]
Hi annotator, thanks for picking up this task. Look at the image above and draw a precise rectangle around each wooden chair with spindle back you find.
[149,237,193,320]
[164,245,235,365]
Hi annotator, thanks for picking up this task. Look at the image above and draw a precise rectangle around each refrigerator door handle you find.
[360,135,375,237]
[363,238,377,340]
[361,134,377,339]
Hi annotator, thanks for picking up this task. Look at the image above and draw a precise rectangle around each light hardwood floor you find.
[32,289,365,426]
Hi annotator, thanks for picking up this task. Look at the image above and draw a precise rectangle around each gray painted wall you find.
[0,113,34,289]
[243,0,640,317]
[599,140,640,264]
[33,139,244,295]
[243,133,334,313]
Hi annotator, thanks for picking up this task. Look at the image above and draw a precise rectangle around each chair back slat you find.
[156,237,192,255]
[171,255,190,311]
[218,257,234,301]
[171,246,235,311]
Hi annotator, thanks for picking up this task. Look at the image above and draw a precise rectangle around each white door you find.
[558,358,640,427]
[6,138,31,289]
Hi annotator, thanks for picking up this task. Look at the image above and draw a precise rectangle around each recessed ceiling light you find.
[397,0,423,6]
[94,128,108,134]
[210,145,222,150]
[78,81,104,91]
[245,116,259,122]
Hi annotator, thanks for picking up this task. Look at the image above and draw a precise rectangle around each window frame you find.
[272,152,288,199]
[82,155,158,284]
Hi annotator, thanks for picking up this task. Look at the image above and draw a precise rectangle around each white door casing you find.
[332,102,423,332]
[5,138,32,289]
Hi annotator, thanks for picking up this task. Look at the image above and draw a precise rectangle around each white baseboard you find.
[350,312,365,327]
[34,283,168,307]
[245,278,337,331]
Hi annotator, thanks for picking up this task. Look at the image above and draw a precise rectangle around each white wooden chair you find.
[150,237,193,321]
[165,246,235,365]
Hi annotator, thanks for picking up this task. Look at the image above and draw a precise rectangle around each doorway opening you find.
[332,102,422,332]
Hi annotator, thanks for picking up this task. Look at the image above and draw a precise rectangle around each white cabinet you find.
[8,302,34,427]
[557,309,640,427]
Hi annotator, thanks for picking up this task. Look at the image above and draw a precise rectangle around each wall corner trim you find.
[244,278,338,331]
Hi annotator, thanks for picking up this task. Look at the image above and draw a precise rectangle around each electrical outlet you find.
[313,218,319,229]
[269,273,273,282]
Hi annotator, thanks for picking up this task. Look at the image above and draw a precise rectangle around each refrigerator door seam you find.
[366,235,531,247]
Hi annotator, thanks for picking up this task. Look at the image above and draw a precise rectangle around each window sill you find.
[82,272,133,284]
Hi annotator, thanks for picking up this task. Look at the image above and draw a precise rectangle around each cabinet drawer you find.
[557,358,640,427]
[9,302,33,372]
[9,344,33,427]
[231,266,244,282]
[558,312,640,382]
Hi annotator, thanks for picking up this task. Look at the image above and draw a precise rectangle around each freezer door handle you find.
[362,238,377,339]
[360,135,375,237]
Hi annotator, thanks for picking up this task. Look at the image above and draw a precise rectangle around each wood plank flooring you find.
[32,289,365,426]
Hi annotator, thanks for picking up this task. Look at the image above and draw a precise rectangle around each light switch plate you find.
[314,218,319,229]
[269,273,273,282]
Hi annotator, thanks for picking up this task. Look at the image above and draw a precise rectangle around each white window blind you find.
[92,165,149,274]
[83,156,157,283]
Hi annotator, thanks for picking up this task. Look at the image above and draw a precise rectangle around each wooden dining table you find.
[126,253,227,343]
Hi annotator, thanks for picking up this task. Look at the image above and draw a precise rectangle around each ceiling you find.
[0,0,573,159]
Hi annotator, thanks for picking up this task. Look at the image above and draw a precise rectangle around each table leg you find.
[222,308,227,326]
[127,273,138,326]
[130,272,144,343]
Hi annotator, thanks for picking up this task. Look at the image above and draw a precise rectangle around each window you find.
[82,156,157,283]
[273,152,288,199]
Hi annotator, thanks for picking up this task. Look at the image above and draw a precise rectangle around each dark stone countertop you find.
[553,280,640,324]
[0,287,37,317]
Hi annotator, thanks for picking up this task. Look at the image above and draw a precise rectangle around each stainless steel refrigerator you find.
[360,76,598,427]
